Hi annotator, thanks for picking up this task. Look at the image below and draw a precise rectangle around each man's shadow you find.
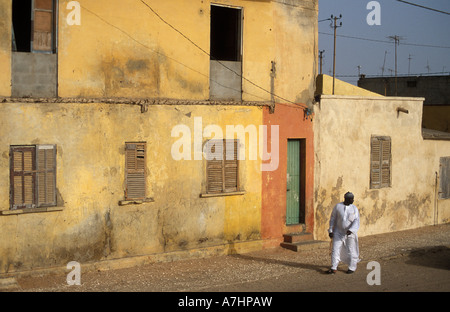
[229,253,329,274]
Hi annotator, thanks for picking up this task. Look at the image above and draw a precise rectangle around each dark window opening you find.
[12,0,32,52]
[210,5,242,62]
[407,81,417,88]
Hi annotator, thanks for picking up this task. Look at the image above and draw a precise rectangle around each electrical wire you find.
[319,32,450,49]
[396,0,450,16]
[80,5,270,103]
[337,72,450,78]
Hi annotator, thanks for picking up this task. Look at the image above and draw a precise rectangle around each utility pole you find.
[381,51,388,76]
[408,54,413,75]
[319,50,325,75]
[331,14,343,95]
[388,35,403,95]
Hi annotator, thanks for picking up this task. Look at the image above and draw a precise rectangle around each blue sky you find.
[318,0,450,85]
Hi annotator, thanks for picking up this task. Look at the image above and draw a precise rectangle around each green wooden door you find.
[286,140,300,225]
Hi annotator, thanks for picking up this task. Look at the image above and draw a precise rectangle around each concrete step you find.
[283,232,314,243]
[280,240,329,252]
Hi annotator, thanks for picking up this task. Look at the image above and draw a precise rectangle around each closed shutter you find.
[206,139,239,194]
[125,142,146,200]
[224,140,238,192]
[370,138,381,189]
[370,136,391,189]
[10,146,36,209]
[206,140,224,193]
[36,144,56,207]
[32,0,54,52]
[380,139,391,188]
[439,157,450,199]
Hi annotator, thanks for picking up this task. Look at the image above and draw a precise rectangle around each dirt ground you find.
[4,224,450,293]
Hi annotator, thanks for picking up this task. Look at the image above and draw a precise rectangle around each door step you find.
[280,232,329,252]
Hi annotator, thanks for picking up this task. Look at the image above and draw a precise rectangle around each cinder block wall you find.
[11,52,57,97]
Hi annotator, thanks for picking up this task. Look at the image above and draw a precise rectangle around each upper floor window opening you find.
[12,0,57,53]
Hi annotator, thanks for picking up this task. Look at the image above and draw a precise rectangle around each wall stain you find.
[315,176,343,235]
[102,55,160,98]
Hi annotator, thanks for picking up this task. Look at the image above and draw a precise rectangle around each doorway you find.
[286,139,306,225]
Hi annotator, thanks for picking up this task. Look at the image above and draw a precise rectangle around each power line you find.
[337,72,450,78]
[319,32,450,49]
[396,0,450,16]
[400,41,450,49]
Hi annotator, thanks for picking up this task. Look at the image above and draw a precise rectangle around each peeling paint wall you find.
[57,0,210,99]
[0,0,316,103]
[57,0,277,101]
[0,103,262,273]
[273,0,318,107]
[314,95,450,241]
[0,0,279,101]
[0,0,11,96]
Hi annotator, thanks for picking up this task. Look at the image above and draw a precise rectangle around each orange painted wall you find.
[262,104,315,248]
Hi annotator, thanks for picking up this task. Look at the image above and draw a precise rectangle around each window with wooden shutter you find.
[36,144,57,207]
[370,136,391,189]
[439,157,450,199]
[32,0,55,52]
[12,0,57,53]
[206,139,239,194]
[10,146,36,209]
[125,142,147,200]
[10,144,57,210]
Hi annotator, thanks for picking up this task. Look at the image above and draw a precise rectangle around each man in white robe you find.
[327,192,361,274]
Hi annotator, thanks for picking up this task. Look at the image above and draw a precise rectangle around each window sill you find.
[0,206,63,216]
[118,198,154,206]
[200,191,246,198]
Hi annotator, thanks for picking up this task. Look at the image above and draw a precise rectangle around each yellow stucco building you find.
[0,0,318,274]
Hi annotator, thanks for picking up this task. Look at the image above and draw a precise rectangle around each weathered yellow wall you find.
[273,0,318,105]
[0,0,317,273]
[58,0,209,99]
[316,74,382,97]
[314,94,450,240]
[0,0,11,96]
[0,102,262,273]
[57,0,278,101]
[0,0,315,103]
